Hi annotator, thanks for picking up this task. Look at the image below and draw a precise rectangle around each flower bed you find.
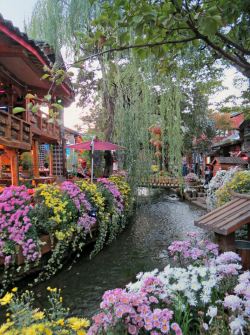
[216,170,250,207]
[88,233,250,335]
[206,167,240,210]
[0,234,249,334]
[0,177,131,290]
[0,287,90,335]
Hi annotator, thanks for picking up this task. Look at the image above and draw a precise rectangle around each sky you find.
[0,0,248,130]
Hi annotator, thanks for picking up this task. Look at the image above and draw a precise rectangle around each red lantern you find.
[153,126,161,135]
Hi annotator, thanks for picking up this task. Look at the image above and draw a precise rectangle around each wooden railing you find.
[29,110,60,141]
[140,176,182,188]
[0,110,31,149]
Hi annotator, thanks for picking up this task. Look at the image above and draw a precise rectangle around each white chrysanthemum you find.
[191,280,201,291]
[234,283,247,295]
[239,271,250,283]
[198,267,207,277]
[229,316,246,335]
[207,306,218,324]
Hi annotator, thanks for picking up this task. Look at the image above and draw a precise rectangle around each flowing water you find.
[32,188,208,317]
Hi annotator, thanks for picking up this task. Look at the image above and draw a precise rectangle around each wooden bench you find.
[195,191,250,268]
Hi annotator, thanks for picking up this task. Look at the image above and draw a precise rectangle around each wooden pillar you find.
[60,108,67,177]
[248,224,250,241]
[49,145,53,177]
[6,149,19,186]
[32,139,39,178]
[215,232,236,252]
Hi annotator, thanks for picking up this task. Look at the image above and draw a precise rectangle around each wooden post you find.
[248,224,250,241]
[215,232,236,252]
[6,149,19,186]
[32,139,39,178]
[49,145,53,177]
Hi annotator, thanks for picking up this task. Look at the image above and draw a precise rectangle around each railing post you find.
[32,139,40,178]
[6,114,11,139]
[6,149,19,186]
[49,145,53,177]
[19,120,23,142]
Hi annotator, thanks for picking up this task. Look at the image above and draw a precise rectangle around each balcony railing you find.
[29,110,61,141]
[0,110,31,149]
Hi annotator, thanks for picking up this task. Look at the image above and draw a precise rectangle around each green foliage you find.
[112,61,154,193]
[20,152,33,172]
[28,0,229,189]
[216,170,250,207]
[87,0,250,78]
[0,288,90,334]
[12,107,26,114]
[160,75,183,177]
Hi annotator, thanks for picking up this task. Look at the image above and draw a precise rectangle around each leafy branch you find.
[73,36,197,64]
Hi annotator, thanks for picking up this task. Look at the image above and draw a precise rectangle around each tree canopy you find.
[82,0,250,78]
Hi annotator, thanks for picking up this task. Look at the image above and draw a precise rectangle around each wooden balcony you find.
[29,110,61,142]
[0,110,31,150]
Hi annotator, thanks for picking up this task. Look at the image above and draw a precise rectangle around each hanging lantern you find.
[154,140,162,149]
[152,126,161,135]
[155,150,162,158]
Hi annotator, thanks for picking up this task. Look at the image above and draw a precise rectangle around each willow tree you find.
[29,0,222,185]
[29,0,117,140]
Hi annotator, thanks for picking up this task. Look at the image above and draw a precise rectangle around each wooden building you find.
[240,120,250,162]
[0,14,74,186]
[211,157,248,176]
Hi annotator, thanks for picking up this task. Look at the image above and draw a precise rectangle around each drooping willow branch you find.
[73,36,197,64]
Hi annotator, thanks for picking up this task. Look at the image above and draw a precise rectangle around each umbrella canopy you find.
[66,139,125,151]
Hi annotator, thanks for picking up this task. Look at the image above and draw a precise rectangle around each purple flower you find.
[97,178,124,213]
[216,252,241,265]
[0,185,39,264]
[61,181,91,211]
[224,295,243,311]
[77,214,96,232]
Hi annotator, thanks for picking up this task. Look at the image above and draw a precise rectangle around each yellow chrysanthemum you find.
[32,311,45,320]
[77,330,86,335]
[0,322,14,334]
[67,317,90,331]
[55,318,65,326]
[0,292,13,306]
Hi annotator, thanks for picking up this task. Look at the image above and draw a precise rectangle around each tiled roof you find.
[0,14,74,95]
[212,133,241,148]
[0,13,52,66]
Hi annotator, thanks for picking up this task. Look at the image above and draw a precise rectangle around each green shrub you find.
[216,170,250,207]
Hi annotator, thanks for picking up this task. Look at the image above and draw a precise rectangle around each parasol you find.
[67,138,126,182]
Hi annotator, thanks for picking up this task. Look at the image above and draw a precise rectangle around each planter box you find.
[0,235,53,266]
[40,234,53,254]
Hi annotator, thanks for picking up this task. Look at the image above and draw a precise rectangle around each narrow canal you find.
[33,189,208,317]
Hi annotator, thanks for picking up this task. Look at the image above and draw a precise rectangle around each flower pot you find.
[40,234,52,255]
[0,235,53,267]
